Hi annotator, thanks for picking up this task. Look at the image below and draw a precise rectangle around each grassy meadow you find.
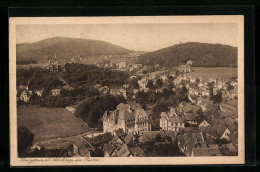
[189,67,237,81]
[17,107,90,143]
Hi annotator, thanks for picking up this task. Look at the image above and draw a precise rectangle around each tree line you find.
[62,63,129,88]
[74,94,126,130]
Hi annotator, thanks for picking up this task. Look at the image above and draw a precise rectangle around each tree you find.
[153,103,169,116]
[129,78,139,89]
[18,126,34,155]
[175,85,189,103]
[210,87,222,104]
[155,134,163,142]
[155,78,164,88]
[146,80,154,89]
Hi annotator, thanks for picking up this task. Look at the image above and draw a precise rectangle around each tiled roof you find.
[124,133,134,145]
[111,135,122,144]
[192,148,221,156]
[113,142,123,150]
[202,124,230,139]
[129,147,144,156]
[73,138,95,157]
[184,113,200,121]
[114,128,125,138]
[104,142,116,156]
[139,131,176,143]
[117,144,131,157]
[168,116,185,123]
[85,133,113,146]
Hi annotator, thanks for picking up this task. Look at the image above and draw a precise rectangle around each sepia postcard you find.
[9,16,244,166]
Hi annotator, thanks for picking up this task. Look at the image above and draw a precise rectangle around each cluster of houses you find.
[70,129,145,157]
[67,100,237,157]
[19,58,238,157]
[159,101,238,156]
[94,84,129,99]
[178,60,193,73]
[17,84,61,103]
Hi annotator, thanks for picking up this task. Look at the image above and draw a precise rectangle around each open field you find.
[18,107,90,143]
[169,67,237,81]
[189,67,237,81]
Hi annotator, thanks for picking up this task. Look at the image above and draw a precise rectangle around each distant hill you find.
[16,37,133,61]
[137,42,238,68]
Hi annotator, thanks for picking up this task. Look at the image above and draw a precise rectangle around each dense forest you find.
[17,37,133,61]
[74,94,126,130]
[137,42,237,68]
[62,63,129,88]
[16,67,64,91]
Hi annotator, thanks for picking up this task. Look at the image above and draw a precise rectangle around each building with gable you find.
[160,108,185,131]
[102,102,151,134]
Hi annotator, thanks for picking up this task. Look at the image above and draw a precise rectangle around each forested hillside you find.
[137,42,237,68]
[17,37,133,61]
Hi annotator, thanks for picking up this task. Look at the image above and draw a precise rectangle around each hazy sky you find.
[16,23,237,52]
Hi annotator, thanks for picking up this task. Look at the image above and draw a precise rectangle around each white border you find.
[9,16,244,166]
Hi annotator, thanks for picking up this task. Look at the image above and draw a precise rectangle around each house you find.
[72,138,95,157]
[198,119,211,128]
[110,88,127,99]
[219,100,238,120]
[117,62,127,69]
[220,100,237,113]
[184,113,200,125]
[160,108,185,131]
[196,98,213,111]
[47,54,65,72]
[94,84,100,89]
[160,75,168,82]
[123,84,129,89]
[177,131,207,156]
[177,103,201,115]
[84,132,113,148]
[102,102,151,134]
[191,147,221,157]
[35,90,43,97]
[204,126,231,141]
[129,147,145,157]
[187,60,193,65]
[113,128,126,138]
[104,142,116,157]
[124,133,135,145]
[188,87,199,96]
[66,106,76,114]
[201,89,210,97]
[116,144,133,157]
[20,91,30,102]
[138,77,148,89]
[51,89,60,96]
[18,85,28,91]
[111,135,124,145]
[190,77,197,83]
[139,130,176,143]
[178,64,192,73]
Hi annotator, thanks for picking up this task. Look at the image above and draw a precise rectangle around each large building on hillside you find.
[102,102,151,134]
[47,54,65,72]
